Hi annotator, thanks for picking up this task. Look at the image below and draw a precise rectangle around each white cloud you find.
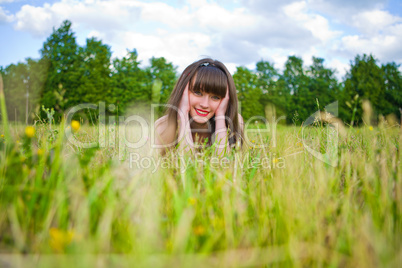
[13,0,142,38]
[339,30,402,63]
[328,58,349,79]
[115,30,212,71]
[283,1,341,43]
[3,0,402,75]
[9,0,260,67]
[140,2,194,28]
[240,0,300,15]
[0,6,14,23]
[87,30,105,40]
[187,0,208,8]
[14,4,58,37]
[195,4,256,31]
[333,8,402,64]
[351,10,402,35]
[308,0,388,24]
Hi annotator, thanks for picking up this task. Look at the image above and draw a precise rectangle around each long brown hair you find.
[166,58,243,146]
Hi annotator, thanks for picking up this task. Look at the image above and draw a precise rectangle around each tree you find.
[2,62,28,122]
[144,57,177,115]
[307,57,340,114]
[40,20,81,119]
[281,56,311,124]
[233,66,264,121]
[343,54,388,125]
[2,59,47,123]
[382,62,402,118]
[255,60,289,120]
[111,49,147,114]
[76,37,112,104]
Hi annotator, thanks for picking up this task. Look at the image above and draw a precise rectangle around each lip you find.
[195,108,210,117]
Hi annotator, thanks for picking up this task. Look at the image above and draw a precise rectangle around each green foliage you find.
[233,66,264,121]
[40,20,80,120]
[382,62,402,117]
[1,19,401,127]
[151,78,163,104]
[1,73,401,264]
[1,59,47,123]
[282,56,311,123]
[234,56,342,125]
[342,54,399,125]
[0,121,400,266]
[145,57,177,116]
[146,57,177,105]
[77,37,113,105]
[307,57,339,106]
[256,60,290,119]
[2,62,29,122]
[111,49,148,114]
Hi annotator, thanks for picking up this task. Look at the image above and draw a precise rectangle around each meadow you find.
[0,108,401,267]
[0,67,400,267]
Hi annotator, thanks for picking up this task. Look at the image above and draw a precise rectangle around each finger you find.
[185,84,189,96]
[183,83,190,105]
[225,86,230,99]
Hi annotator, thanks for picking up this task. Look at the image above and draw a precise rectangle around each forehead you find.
[191,67,227,96]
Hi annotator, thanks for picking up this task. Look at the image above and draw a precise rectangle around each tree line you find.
[1,20,401,126]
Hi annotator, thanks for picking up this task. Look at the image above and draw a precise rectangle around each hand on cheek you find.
[178,84,190,116]
[215,87,229,117]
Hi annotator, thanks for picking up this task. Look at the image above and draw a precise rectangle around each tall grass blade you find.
[0,74,12,142]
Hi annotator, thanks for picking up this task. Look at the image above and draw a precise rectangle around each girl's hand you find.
[178,83,190,117]
[215,87,229,117]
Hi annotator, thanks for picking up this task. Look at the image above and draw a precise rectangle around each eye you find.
[193,90,202,96]
[211,95,221,101]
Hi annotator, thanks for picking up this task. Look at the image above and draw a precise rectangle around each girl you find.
[154,58,243,155]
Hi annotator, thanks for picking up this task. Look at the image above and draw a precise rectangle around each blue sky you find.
[1,0,402,78]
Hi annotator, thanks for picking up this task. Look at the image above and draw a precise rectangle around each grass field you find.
[0,113,401,267]
[0,72,401,267]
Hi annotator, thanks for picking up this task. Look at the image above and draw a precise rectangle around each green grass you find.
[0,118,401,267]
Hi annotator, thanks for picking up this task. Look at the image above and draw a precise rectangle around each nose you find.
[200,96,209,108]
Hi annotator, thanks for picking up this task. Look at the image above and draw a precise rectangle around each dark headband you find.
[200,62,216,67]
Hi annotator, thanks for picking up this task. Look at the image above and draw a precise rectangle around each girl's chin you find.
[190,112,212,124]
[192,116,210,124]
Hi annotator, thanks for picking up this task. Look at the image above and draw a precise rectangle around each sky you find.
[1,0,402,79]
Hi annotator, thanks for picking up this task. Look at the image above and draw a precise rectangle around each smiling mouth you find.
[195,108,209,117]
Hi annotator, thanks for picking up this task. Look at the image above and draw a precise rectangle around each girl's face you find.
[189,89,222,124]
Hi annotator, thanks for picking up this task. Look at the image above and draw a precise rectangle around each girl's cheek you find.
[212,102,220,112]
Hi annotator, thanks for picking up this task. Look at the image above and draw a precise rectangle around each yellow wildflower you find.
[297,142,303,147]
[71,120,80,132]
[369,126,373,131]
[49,228,75,252]
[25,126,35,138]
[37,149,44,156]
[213,218,225,228]
[188,197,197,206]
[0,134,4,138]
[251,140,255,143]
[165,240,172,251]
[272,158,279,164]
[194,226,205,236]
